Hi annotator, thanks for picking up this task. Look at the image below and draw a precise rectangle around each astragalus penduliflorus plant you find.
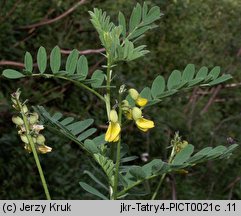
[2,2,238,200]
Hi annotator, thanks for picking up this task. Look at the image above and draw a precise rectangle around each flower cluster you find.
[11,90,52,154]
[105,88,154,143]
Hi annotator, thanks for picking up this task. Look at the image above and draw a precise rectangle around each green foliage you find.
[0,0,240,200]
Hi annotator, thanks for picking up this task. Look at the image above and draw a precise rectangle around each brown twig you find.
[61,48,105,55]
[18,0,86,30]
[200,85,222,115]
[0,60,24,68]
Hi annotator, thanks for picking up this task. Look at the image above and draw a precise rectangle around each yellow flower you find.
[136,96,148,107]
[105,109,121,142]
[128,88,148,107]
[105,122,121,142]
[135,117,155,132]
[132,107,154,132]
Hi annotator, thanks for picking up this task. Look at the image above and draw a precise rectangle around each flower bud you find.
[29,115,38,124]
[22,105,28,114]
[12,116,24,126]
[132,107,142,121]
[129,88,139,100]
[121,100,130,112]
[109,110,118,123]
[20,134,29,144]
[36,134,46,145]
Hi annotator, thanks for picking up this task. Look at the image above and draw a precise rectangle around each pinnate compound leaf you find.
[167,70,182,90]
[129,166,146,180]
[91,70,105,88]
[83,170,108,191]
[118,11,126,38]
[37,46,47,74]
[77,55,88,79]
[207,74,232,86]
[172,144,194,165]
[84,139,99,154]
[66,49,79,74]
[79,182,108,200]
[50,46,61,74]
[2,69,25,79]
[196,66,208,79]
[151,75,165,98]
[182,64,195,81]
[129,3,142,33]
[24,52,33,73]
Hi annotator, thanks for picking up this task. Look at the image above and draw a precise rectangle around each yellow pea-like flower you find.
[136,96,148,107]
[135,117,155,132]
[105,121,121,142]
[105,109,121,142]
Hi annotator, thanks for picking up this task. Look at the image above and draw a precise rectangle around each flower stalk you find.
[11,90,51,200]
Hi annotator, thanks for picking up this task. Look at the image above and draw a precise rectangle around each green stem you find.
[105,54,116,162]
[31,74,105,102]
[151,173,166,200]
[112,94,123,200]
[151,144,176,200]
[18,101,51,200]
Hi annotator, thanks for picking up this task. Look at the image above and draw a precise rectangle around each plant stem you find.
[31,74,105,102]
[18,101,51,200]
[151,173,166,200]
[112,93,123,200]
[105,54,116,162]
[151,144,176,200]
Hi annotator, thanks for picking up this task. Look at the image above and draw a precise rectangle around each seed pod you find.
[20,134,29,144]
[36,134,46,145]
[132,107,142,121]
[12,116,24,126]
[22,105,28,114]
[109,110,118,123]
[129,88,139,100]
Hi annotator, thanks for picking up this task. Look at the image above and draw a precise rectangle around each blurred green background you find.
[0,0,241,199]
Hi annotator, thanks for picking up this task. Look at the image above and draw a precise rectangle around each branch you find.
[61,48,105,55]
[200,85,222,115]
[0,60,24,67]
[18,0,86,29]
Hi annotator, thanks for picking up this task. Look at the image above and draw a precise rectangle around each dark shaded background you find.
[0,0,241,199]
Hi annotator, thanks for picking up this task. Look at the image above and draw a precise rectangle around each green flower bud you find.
[29,115,38,124]
[12,116,24,126]
[20,134,29,144]
[129,88,139,100]
[109,110,118,123]
[36,134,45,145]
[32,112,39,119]
[33,137,37,143]
[22,105,28,114]
[132,107,142,121]
[121,100,130,112]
